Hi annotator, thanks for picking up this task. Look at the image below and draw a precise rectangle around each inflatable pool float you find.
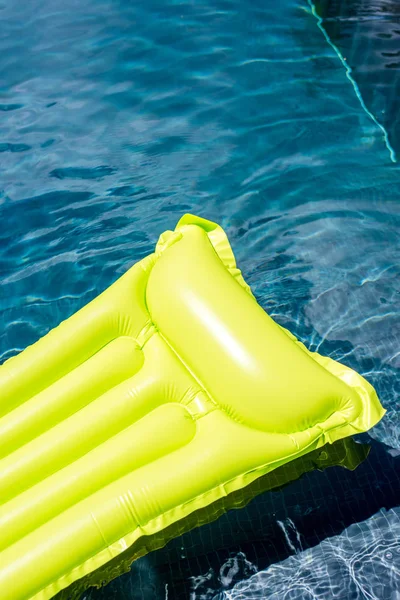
[0,214,385,600]
[57,437,370,600]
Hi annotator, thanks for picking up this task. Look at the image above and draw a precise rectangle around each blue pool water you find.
[1,0,400,598]
[314,0,400,157]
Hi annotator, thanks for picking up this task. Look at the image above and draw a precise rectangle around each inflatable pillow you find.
[0,214,384,600]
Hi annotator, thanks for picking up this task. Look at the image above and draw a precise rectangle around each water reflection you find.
[217,506,400,600]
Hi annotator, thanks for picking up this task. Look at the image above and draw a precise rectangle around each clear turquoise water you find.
[1,0,400,598]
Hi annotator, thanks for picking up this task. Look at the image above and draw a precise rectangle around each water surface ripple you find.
[0,0,399,598]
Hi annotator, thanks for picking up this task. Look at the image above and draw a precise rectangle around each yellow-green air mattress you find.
[0,214,385,600]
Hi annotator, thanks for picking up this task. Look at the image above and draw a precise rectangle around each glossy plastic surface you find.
[0,214,385,600]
